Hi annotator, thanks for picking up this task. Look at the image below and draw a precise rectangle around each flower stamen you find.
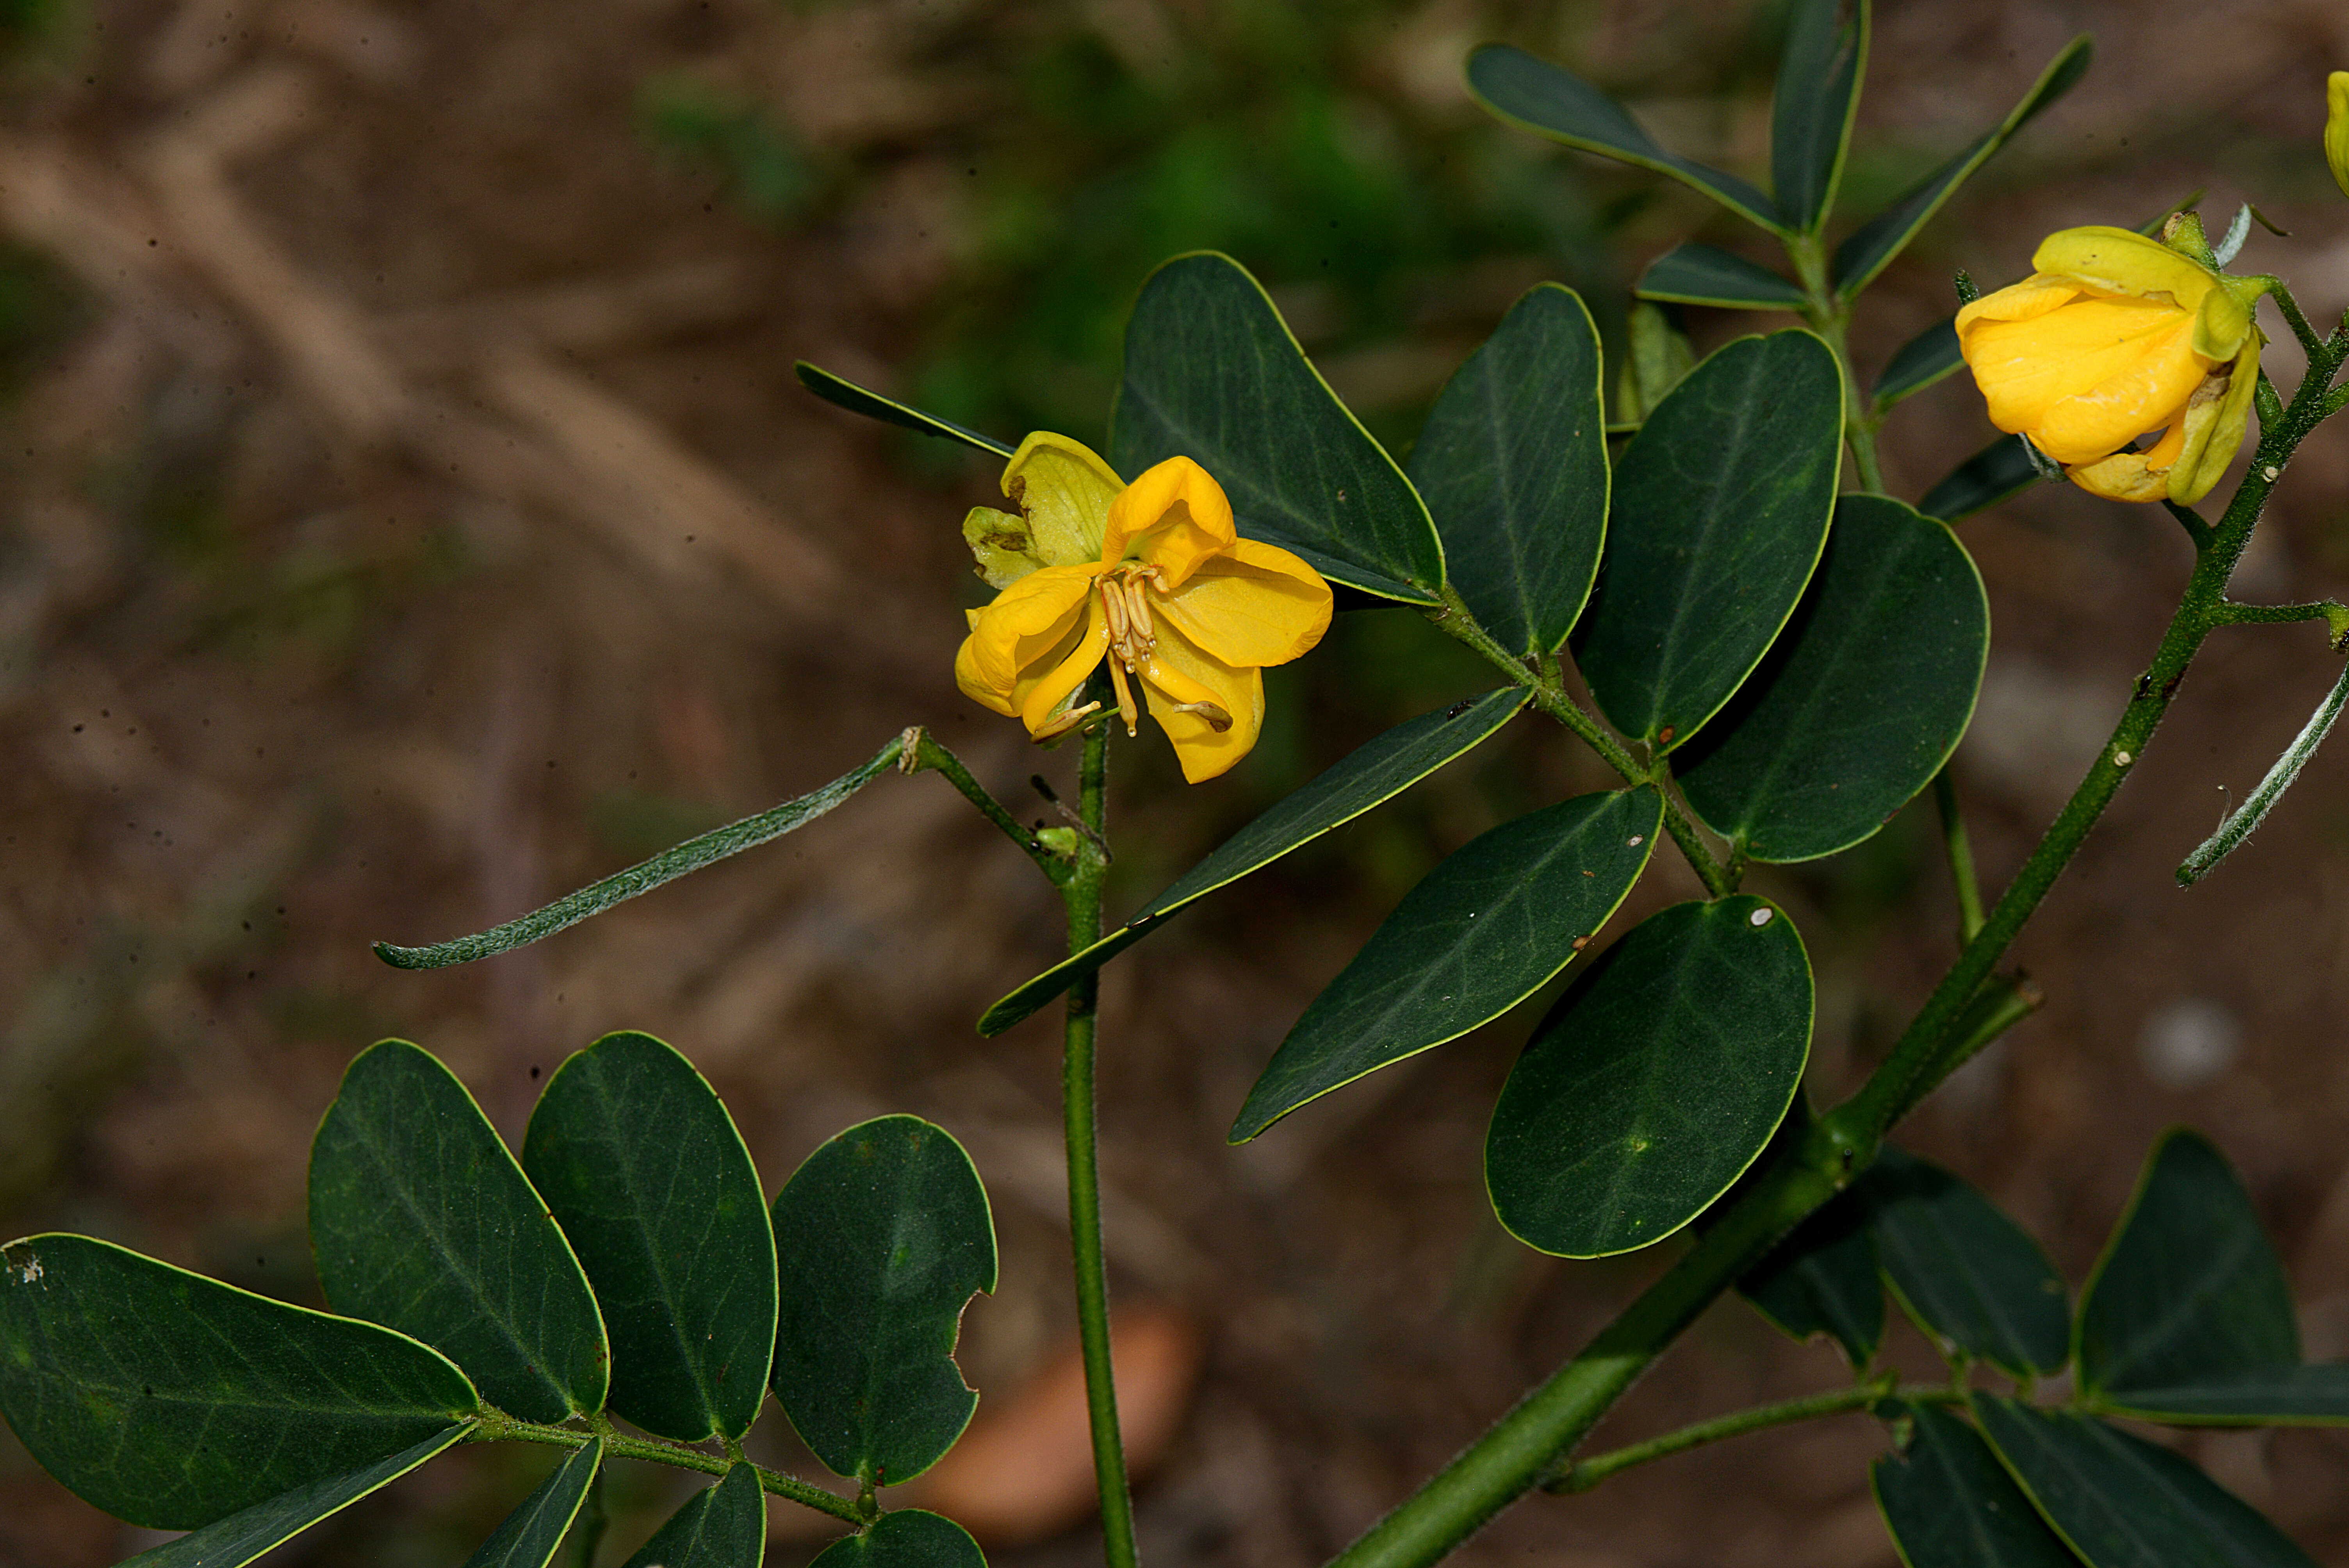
[1032,700,1101,743]
[1167,700,1233,733]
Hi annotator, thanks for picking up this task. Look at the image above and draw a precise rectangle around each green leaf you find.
[810,1510,986,1568]
[1860,1148,2067,1378]
[1634,244,1810,311]
[1920,435,2042,523]
[621,1463,768,1568]
[771,1117,997,1485]
[1830,37,2092,299]
[462,1437,603,1568]
[310,1040,608,1424]
[1873,317,1963,410]
[1973,1396,2319,1568]
[1233,788,1662,1143]
[1870,1401,2077,1568]
[979,690,1527,1035]
[2075,1130,2344,1422]
[378,734,912,969]
[1676,495,1987,863]
[794,362,1015,458]
[1770,0,1867,233]
[0,1234,476,1529]
[1573,331,1843,752]
[521,1032,777,1443]
[1739,1190,1883,1367]
[1111,251,1444,604]
[1406,283,1608,656]
[118,1425,470,1568]
[1485,897,1812,1258]
[1466,44,1786,233]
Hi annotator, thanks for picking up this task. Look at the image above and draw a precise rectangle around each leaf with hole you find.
[621,1462,768,1568]
[0,1235,476,1529]
[1739,1188,1882,1367]
[2077,1130,2349,1423]
[1572,331,1843,752]
[116,1425,470,1568]
[1860,1148,2067,1377]
[461,1437,603,1568]
[310,1039,608,1424]
[1973,1397,2318,1568]
[980,689,1528,1035]
[1634,244,1810,311]
[1770,0,1867,232]
[1676,495,1986,863]
[1233,788,1660,1143]
[1485,897,1812,1257]
[771,1116,996,1485]
[1870,1400,2076,1568]
[1112,252,1444,603]
[522,1032,777,1443]
[1406,283,1608,656]
[1830,37,2091,298]
[1466,45,1785,232]
[809,1509,987,1568]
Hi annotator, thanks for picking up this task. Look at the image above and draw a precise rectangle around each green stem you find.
[909,732,1068,882]
[1930,768,1985,944]
[1543,1375,1962,1494]
[1426,587,1735,897]
[2256,276,2326,359]
[1326,253,2349,1568]
[1061,722,1140,1568]
[1787,233,1884,494]
[467,1414,864,1525]
[2214,598,2349,634]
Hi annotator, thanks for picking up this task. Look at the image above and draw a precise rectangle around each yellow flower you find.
[1955,225,2262,505]
[2329,72,2349,199]
[953,433,1333,782]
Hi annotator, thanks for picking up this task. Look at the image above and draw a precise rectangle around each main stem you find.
[1062,722,1140,1568]
[1330,305,2349,1568]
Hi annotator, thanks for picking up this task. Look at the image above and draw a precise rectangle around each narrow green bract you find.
[0,1235,476,1529]
[1572,331,1842,753]
[770,1116,997,1485]
[1233,788,1661,1142]
[310,1039,609,1423]
[1112,251,1446,604]
[1485,897,1812,1258]
[522,1032,778,1443]
[1407,283,1609,655]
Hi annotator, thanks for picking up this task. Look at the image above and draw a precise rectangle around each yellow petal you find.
[2326,71,2349,199]
[1102,456,1237,590]
[956,564,1104,713]
[1954,277,2080,334]
[1150,537,1332,670]
[2032,225,2217,312]
[963,507,1044,591]
[1965,298,2203,463]
[1018,613,1112,736]
[2170,337,2262,505]
[1137,623,1264,783]
[1000,432,1125,570]
[2065,446,2174,504]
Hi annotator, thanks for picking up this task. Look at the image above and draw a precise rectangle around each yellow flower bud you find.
[1955,225,2263,505]
[2328,71,2349,200]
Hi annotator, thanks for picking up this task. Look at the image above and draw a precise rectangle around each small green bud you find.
[1035,826,1083,860]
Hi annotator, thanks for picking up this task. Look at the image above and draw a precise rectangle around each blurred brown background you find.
[5,0,2349,1563]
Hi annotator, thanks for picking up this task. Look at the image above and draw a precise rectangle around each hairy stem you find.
[909,731,1067,881]
[1062,722,1140,1568]
[467,1414,864,1525]
[1543,1375,1963,1494]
